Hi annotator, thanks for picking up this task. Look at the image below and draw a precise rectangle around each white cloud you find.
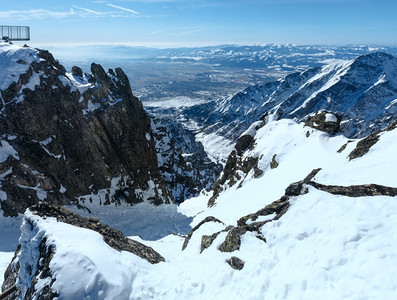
[0,9,75,20]
[107,3,140,15]
[72,5,103,15]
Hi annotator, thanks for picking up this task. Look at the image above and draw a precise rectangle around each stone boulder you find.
[305,111,342,134]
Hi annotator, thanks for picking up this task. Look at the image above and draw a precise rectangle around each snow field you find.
[259,189,397,299]
[128,190,397,299]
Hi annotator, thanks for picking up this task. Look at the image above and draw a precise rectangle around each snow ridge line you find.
[28,202,165,264]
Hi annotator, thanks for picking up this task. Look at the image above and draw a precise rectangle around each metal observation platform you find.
[1,25,30,41]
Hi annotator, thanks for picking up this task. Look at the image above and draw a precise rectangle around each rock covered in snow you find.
[304,111,342,133]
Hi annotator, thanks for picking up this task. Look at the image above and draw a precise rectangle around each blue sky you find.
[1,0,396,47]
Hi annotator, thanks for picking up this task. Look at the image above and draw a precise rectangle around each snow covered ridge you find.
[0,41,173,217]
[3,118,397,299]
[207,113,397,208]
[173,51,397,162]
[2,203,164,299]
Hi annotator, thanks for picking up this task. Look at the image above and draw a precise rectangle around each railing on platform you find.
[1,25,30,41]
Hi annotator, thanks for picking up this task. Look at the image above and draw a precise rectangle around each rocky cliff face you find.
[0,41,173,216]
[151,115,222,203]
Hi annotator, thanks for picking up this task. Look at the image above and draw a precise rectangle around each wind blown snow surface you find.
[9,117,397,299]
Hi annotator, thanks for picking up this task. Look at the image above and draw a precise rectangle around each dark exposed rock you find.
[0,285,17,300]
[29,202,165,263]
[270,154,279,169]
[0,45,173,216]
[201,234,220,253]
[200,226,232,253]
[235,134,254,156]
[348,132,380,160]
[208,150,260,207]
[237,198,290,227]
[218,226,247,252]
[217,219,276,253]
[285,168,322,197]
[253,166,264,178]
[182,216,225,250]
[304,111,342,134]
[226,256,245,270]
[307,182,397,197]
[207,150,238,207]
[71,66,83,77]
[337,142,348,153]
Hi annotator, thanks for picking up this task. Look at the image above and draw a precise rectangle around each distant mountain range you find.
[48,44,397,71]
[44,44,397,104]
[150,51,397,162]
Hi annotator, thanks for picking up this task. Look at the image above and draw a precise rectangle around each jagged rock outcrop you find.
[348,119,397,160]
[0,43,173,216]
[307,182,397,197]
[348,132,380,160]
[207,120,267,207]
[1,202,165,299]
[182,216,225,251]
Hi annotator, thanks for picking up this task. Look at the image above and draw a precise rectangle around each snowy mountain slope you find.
[167,52,397,163]
[3,115,397,299]
[281,52,397,136]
